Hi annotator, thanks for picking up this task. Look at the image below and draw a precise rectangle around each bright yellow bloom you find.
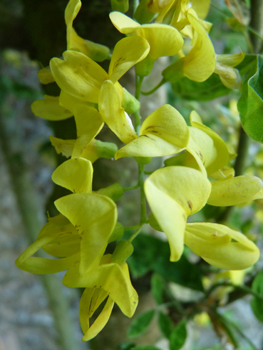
[115,104,189,159]
[145,166,211,261]
[16,158,117,274]
[63,241,137,341]
[109,11,183,75]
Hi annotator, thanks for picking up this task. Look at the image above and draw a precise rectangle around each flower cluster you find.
[16,0,261,341]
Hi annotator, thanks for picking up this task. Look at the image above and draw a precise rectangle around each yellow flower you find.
[16,158,117,274]
[63,241,137,341]
[115,104,189,159]
[163,8,216,83]
[145,166,260,270]
[145,166,211,261]
[109,11,183,75]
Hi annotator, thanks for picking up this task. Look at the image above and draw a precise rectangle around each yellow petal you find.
[80,292,114,341]
[99,80,137,144]
[49,136,75,158]
[110,11,141,33]
[189,111,229,174]
[55,193,117,273]
[72,105,104,157]
[15,215,79,273]
[31,95,73,121]
[50,50,108,103]
[145,166,211,261]
[191,0,211,19]
[208,175,263,206]
[64,261,138,317]
[109,36,150,83]
[141,104,189,147]
[59,90,95,113]
[109,12,183,60]
[185,223,260,270]
[139,24,183,59]
[52,157,93,193]
[163,8,216,82]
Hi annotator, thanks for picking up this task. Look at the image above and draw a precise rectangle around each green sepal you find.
[94,139,118,158]
[135,55,156,77]
[134,156,151,165]
[134,0,156,24]
[108,222,124,243]
[111,0,129,13]
[122,87,141,114]
[112,240,134,265]
[97,183,124,201]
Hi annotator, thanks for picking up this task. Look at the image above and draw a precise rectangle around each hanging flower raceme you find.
[109,11,184,76]
[16,158,118,275]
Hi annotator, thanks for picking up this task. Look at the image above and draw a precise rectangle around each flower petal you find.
[50,50,108,103]
[145,166,211,261]
[99,80,137,144]
[31,95,73,121]
[55,193,117,273]
[208,175,263,206]
[185,222,260,270]
[109,36,150,82]
[116,104,189,159]
[52,157,93,193]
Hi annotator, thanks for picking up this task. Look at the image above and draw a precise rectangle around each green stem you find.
[128,224,144,242]
[205,281,263,302]
[141,78,166,96]
[123,183,139,191]
[134,76,144,135]
[139,163,147,224]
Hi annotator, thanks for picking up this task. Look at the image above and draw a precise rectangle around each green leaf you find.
[151,273,165,305]
[169,320,187,350]
[158,312,173,339]
[171,73,230,101]
[128,310,155,338]
[128,234,204,292]
[117,342,136,350]
[238,54,263,142]
[250,270,263,322]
